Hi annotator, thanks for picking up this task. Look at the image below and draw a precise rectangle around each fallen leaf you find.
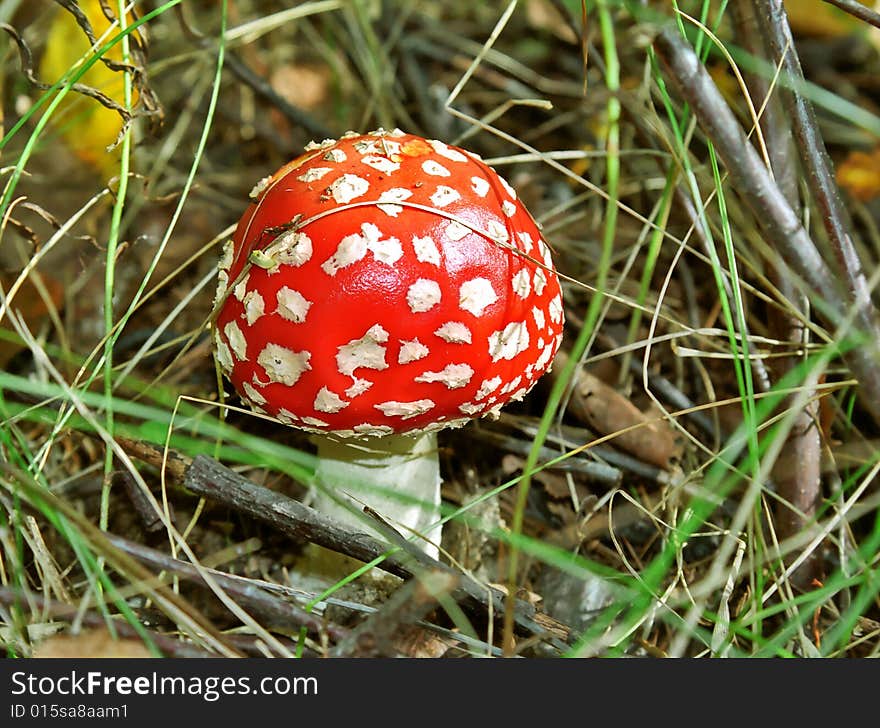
[0,272,64,367]
[554,350,683,470]
[836,146,880,201]
[33,628,153,658]
[270,64,330,111]
[526,0,578,44]
[391,627,453,658]
[39,1,141,181]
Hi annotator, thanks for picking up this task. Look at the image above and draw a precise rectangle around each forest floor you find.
[3,0,880,658]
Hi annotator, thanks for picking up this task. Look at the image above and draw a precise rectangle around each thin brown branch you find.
[224,53,333,142]
[753,0,878,333]
[105,533,350,643]
[180,453,571,649]
[734,1,822,589]
[114,468,163,532]
[653,27,880,428]
[822,0,880,29]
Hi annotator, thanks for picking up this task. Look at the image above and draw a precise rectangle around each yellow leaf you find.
[837,146,880,202]
[39,1,139,181]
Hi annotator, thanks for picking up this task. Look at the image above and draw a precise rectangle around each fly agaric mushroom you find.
[213,128,564,559]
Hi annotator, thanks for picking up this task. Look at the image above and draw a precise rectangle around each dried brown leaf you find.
[556,351,682,470]
[33,629,153,658]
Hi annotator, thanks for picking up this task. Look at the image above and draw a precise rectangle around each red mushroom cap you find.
[213,129,564,437]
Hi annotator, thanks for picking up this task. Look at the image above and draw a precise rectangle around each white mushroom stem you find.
[309,432,442,560]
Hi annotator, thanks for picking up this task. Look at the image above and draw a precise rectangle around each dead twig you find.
[105,533,350,644]
[822,0,880,29]
[115,436,189,480]
[177,452,570,649]
[653,27,880,428]
[116,438,570,646]
[473,426,624,486]
[753,0,878,348]
[224,53,333,142]
[734,1,822,588]
[114,467,163,532]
